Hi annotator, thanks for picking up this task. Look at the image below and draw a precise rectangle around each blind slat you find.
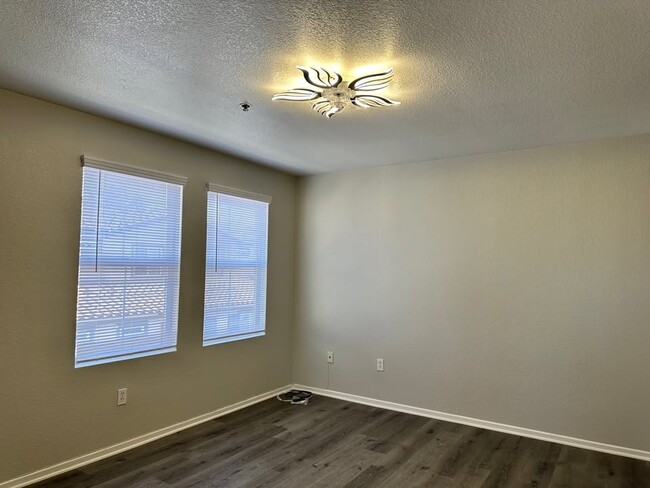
[75,166,183,367]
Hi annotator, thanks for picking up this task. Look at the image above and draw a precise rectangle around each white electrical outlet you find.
[117,388,127,406]
[377,358,385,372]
[327,351,334,364]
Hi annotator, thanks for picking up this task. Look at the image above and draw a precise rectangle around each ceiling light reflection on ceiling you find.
[272,66,400,118]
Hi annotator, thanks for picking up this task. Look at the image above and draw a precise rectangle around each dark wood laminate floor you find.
[32,395,650,488]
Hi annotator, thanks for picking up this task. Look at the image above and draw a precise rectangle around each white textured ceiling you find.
[1,1,649,174]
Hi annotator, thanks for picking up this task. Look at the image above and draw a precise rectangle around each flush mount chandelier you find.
[272,66,400,118]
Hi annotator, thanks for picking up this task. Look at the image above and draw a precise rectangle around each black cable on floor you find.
[277,389,313,406]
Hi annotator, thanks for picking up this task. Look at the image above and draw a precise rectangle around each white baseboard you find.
[294,384,650,462]
[0,384,292,488]
[4,382,647,488]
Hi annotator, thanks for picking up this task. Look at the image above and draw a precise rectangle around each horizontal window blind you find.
[203,187,270,346]
[75,161,184,367]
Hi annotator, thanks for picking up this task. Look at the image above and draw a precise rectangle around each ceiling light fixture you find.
[272,66,400,118]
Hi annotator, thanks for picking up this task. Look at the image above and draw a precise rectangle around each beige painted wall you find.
[294,134,650,452]
[0,89,296,481]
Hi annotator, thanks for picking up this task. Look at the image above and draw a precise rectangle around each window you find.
[203,184,271,346]
[75,156,186,367]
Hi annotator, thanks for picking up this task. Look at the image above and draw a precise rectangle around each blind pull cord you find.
[214,196,219,272]
[94,171,103,272]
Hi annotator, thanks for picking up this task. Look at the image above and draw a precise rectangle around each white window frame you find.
[202,183,271,346]
[74,156,186,367]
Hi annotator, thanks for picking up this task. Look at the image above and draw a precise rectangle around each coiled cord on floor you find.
[277,389,313,406]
